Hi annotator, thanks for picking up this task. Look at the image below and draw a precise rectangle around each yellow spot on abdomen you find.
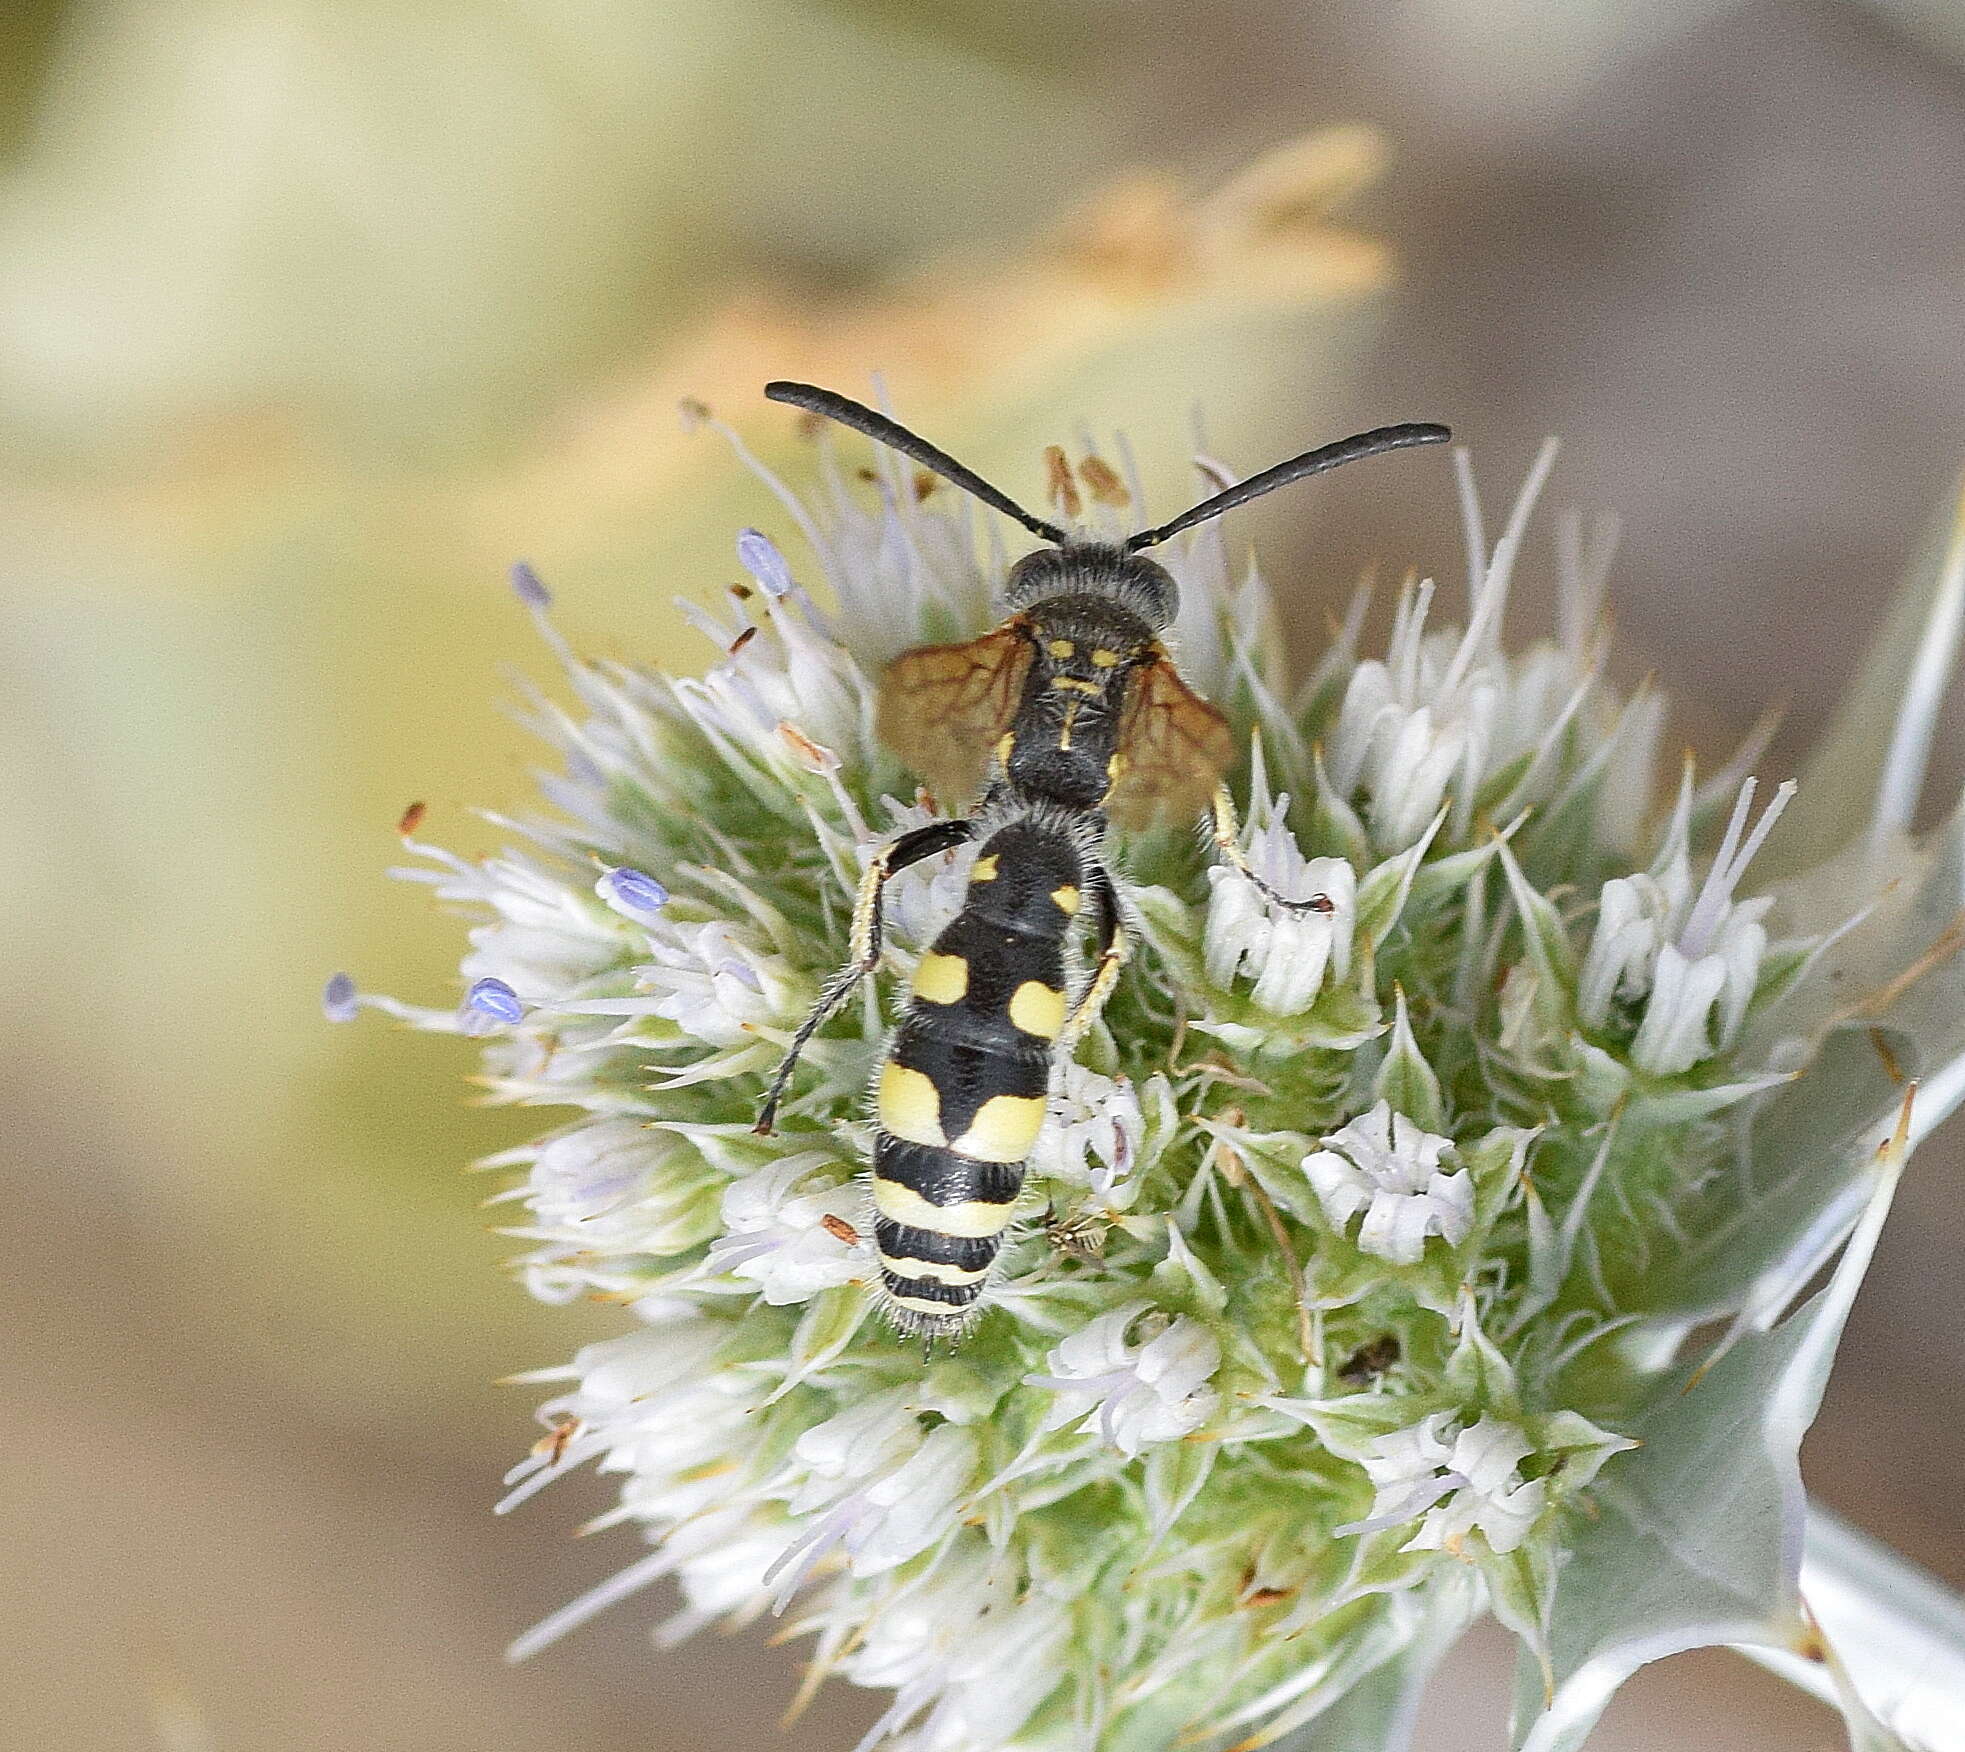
[951,1094,1047,1163]
[1051,884,1080,916]
[970,854,999,883]
[911,953,969,1006]
[878,1062,946,1146]
[1008,980,1065,1039]
[874,1178,1017,1237]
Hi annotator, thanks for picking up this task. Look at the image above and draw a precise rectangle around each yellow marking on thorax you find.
[1051,675,1100,695]
[1051,884,1080,916]
[877,1062,946,1147]
[1058,697,1080,751]
[951,1093,1047,1163]
[996,732,1015,767]
[911,952,969,1006]
[970,854,1000,882]
[1090,647,1121,667]
[1099,752,1128,805]
[1008,980,1066,1039]
[874,1178,1018,1236]
[1047,638,1076,660]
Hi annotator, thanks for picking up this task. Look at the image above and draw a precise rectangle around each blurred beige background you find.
[1,2,1961,1748]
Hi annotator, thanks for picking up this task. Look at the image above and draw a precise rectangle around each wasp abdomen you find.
[870,819,1080,1331]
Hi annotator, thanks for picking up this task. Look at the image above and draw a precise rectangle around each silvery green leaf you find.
[1495,837,1579,1002]
[1141,1436,1217,1547]
[769,1285,871,1400]
[1373,988,1445,1131]
[1745,1507,1965,1752]
[1355,809,1448,949]
[1215,1123,1323,1225]
[1309,748,1373,867]
[1207,1589,1454,1750]
[1510,1106,1907,1752]
[1760,471,1965,882]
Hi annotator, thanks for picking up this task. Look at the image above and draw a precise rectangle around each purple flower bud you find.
[736,528,794,599]
[509,561,552,608]
[597,866,670,918]
[322,972,360,1023]
[463,976,525,1028]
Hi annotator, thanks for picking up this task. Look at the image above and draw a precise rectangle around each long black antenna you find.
[765,381,1068,544]
[1124,421,1451,552]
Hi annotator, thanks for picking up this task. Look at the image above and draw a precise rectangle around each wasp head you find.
[1002,543,1178,632]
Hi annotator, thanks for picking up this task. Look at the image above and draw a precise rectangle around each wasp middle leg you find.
[755,817,975,1133]
[1057,860,1131,1055]
[1209,785,1335,916]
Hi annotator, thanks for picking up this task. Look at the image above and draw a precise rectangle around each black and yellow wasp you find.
[755,381,1448,1335]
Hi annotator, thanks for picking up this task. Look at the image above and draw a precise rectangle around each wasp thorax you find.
[1003,543,1178,631]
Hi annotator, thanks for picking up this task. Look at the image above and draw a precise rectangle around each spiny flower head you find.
[332,405,1965,1752]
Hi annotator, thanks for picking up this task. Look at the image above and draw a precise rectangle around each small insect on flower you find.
[752,382,1449,1337]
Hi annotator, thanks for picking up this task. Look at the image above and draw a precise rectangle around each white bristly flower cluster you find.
[333,410,1965,1752]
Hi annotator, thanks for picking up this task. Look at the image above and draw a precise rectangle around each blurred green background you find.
[2,3,1961,1748]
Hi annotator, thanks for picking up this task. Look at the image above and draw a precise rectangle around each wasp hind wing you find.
[1105,654,1234,830]
[876,622,1035,804]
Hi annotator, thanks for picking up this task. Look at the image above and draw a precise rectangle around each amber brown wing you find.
[1105,653,1234,830]
[876,620,1035,803]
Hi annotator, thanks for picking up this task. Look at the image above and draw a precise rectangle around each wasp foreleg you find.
[755,817,975,1133]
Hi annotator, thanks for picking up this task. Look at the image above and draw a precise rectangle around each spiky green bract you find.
[343,429,1965,1752]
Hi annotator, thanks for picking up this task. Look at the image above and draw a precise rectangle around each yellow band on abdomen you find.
[873,1177,1018,1237]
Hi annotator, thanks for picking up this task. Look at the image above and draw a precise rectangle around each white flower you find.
[677,565,866,758]
[493,1118,722,1301]
[834,1548,1069,1752]
[1329,658,1479,853]
[767,1391,978,1602]
[797,466,995,674]
[395,838,633,1004]
[1577,776,1794,1074]
[1305,1100,1471,1265]
[1324,445,1628,854]
[1337,1411,1547,1555]
[1026,1301,1220,1458]
[497,1312,759,1522]
[1203,784,1356,1014]
[1028,1064,1144,1208]
[656,1509,787,1646]
[509,1118,692,1237]
[871,1589,1071,1752]
[704,1152,865,1304]
[864,799,981,957]
[635,915,797,1048]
